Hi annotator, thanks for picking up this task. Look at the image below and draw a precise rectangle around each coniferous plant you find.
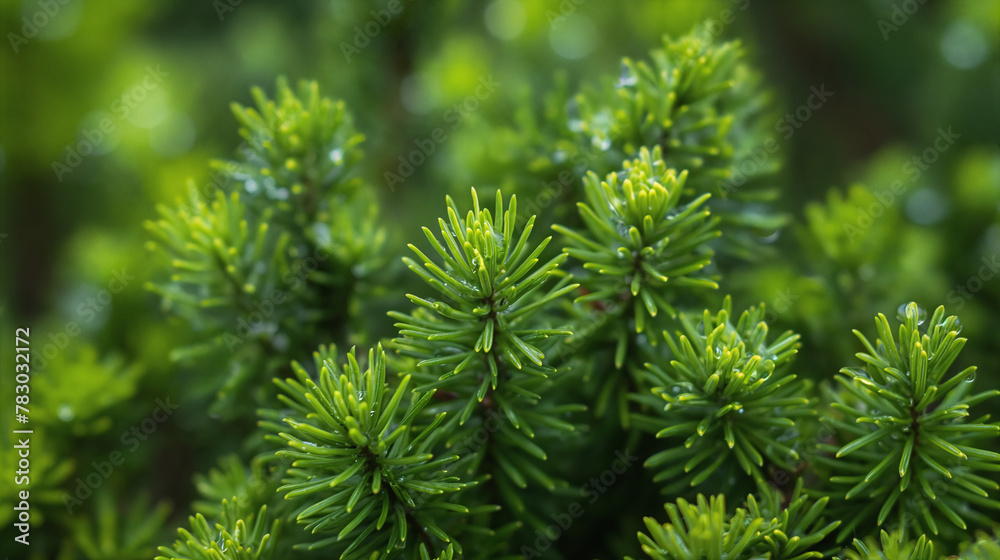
[817,303,1000,542]
[130,25,1000,560]
[633,297,812,494]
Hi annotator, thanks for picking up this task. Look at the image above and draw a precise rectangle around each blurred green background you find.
[1,0,998,557]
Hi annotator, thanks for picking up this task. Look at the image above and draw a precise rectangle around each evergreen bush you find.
[142,28,998,559]
[5,7,998,560]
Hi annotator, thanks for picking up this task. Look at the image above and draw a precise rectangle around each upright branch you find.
[259,345,469,558]
[144,77,383,417]
[633,296,811,493]
[391,188,584,527]
[819,303,1000,542]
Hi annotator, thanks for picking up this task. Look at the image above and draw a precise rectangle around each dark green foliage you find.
[627,494,768,560]
[146,188,292,333]
[819,303,1000,541]
[133,32,997,560]
[259,345,469,556]
[192,455,279,519]
[392,188,577,405]
[144,77,384,417]
[219,76,365,224]
[956,531,1000,560]
[836,530,938,560]
[156,500,279,560]
[63,491,170,560]
[503,28,783,259]
[553,145,721,430]
[390,188,585,526]
[634,297,811,492]
[12,3,1000,560]
[554,146,720,341]
[627,482,839,560]
[746,480,840,560]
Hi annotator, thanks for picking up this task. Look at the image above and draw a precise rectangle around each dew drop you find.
[896,302,926,324]
[566,98,579,120]
[616,62,638,88]
[591,136,611,152]
[966,370,976,383]
[758,228,781,244]
[952,317,963,334]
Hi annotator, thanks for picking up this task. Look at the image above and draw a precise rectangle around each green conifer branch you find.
[219,76,365,222]
[818,303,1000,542]
[633,296,812,493]
[837,530,938,560]
[747,479,841,560]
[156,500,279,560]
[145,78,385,417]
[626,494,771,560]
[390,188,584,519]
[554,145,720,344]
[259,344,469,557]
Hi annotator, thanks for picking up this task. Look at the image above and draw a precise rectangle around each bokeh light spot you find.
[485,0,526,41]
[940,19,989,70]
[549,15,598,60]
[905,187,949,225]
